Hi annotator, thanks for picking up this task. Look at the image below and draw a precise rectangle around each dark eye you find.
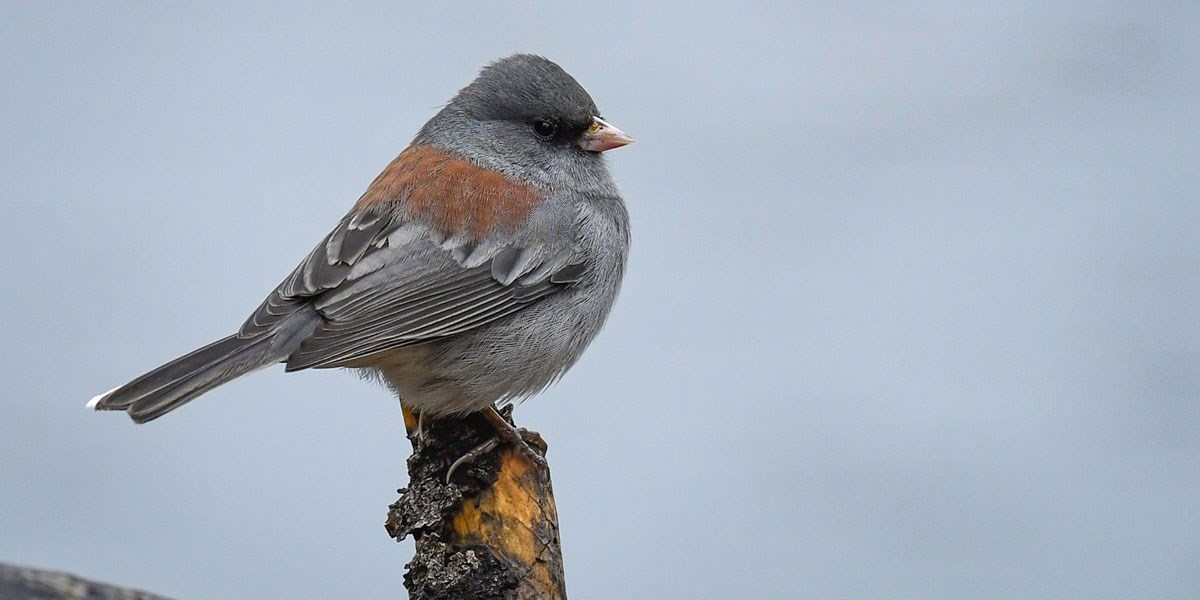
[532,119,557,139]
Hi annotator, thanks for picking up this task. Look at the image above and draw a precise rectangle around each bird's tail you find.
[89,333,287,423]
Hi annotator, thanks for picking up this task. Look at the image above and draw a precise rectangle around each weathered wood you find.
[387,406,566,600]
[0,562,173,600]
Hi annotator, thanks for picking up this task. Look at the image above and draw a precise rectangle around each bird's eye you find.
[532,119,557,139]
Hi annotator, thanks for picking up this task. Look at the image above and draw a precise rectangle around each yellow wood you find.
[402,405,418,436]
[449,448,564,599]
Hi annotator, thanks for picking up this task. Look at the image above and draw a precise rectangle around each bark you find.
[0,562,173,600]
[386,406,567,600]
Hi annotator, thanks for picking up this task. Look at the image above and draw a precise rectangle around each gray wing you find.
[239,204,585,371]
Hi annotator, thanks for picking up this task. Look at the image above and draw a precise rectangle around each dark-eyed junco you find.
[89,54,632,433]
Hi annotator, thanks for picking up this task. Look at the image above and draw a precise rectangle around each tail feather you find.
[90,334,283,423]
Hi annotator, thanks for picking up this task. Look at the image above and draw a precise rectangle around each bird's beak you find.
[578,117,634,153]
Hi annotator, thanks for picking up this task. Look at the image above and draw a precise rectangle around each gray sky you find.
[3,2,1198,599]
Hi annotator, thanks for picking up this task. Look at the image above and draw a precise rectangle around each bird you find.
[88,54,632,448]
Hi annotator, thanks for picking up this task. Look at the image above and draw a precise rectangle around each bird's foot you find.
[403,405,429,447]
[445,405,547,483]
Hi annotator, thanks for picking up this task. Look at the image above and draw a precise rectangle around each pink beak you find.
[578,117,634,153]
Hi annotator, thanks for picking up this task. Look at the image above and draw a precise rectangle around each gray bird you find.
[88,55,633,444]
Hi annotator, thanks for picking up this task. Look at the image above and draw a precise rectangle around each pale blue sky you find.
[2,2,1198,599]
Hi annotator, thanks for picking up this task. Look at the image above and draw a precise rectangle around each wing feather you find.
[240,207,582,371]
[238,145,584,368]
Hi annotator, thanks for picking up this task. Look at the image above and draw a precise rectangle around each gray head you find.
[415,54,633,186]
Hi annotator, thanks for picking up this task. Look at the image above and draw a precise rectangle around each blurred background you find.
[2,2,1197,598]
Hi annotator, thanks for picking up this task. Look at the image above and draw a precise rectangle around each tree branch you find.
[387,406,567,600]
[0,562,173,600]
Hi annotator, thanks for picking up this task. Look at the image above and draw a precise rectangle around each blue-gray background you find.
[2,2,1197,599]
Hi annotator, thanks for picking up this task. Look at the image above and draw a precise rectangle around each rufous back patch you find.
[355,145,543,240]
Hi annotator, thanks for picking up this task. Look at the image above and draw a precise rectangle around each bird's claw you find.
[444,406,547,483]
